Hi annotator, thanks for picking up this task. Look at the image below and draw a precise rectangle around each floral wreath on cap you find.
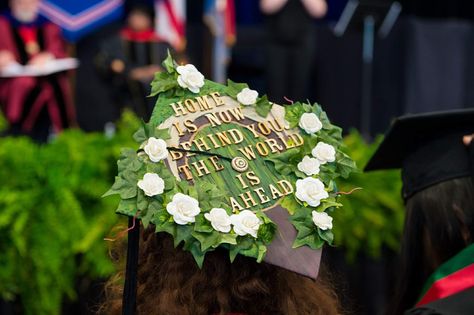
[104,53,358,267]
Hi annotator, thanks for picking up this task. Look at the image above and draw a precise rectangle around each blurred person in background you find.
[365,110,474,315]
[260,0,327,103]
[96,4,173,120]
[0,0,75,142]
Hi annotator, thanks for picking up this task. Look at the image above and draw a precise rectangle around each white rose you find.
[176,64,205,93]
[311,142,336,164]
[295,177,328,207]
[204,208,232,233]
[137,173,165,197]
[230,210,261,238]
[143,137,168,162]
[166,193,201,225]
[236,87,258,106]
[299,113,322,134]
[297,155,320,176]
[312,211,333,230]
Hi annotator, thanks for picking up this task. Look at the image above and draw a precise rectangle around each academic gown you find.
[405,287,474,315]
[405,244,474,315]
[0,12,75,142]
[96,28,170,120]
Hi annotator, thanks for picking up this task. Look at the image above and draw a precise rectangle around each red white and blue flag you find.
[203,0,236,83]
[154,0,186,52]
[38,0,124,42]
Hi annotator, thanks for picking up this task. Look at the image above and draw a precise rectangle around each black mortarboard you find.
[365,109,474,200]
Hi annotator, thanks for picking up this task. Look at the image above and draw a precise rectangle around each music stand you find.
[334,0,402,137]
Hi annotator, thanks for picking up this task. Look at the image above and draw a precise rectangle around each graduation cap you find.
[365,109,474,200]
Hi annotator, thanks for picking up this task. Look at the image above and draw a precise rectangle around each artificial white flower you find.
[204,208,232,233]
[299,112,322,134]
[311,211,333,230]
[176,64,205,93]
[166,193,201,225]
[144,137,168,162]
[137,173,165,197]
[295,177,328,207]
[236,87,258,106]
[297,155,320,176]
[311,142,336,164]
[230,210,261,238]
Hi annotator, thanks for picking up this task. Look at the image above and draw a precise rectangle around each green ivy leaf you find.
[285,102,307,128]
[255,95,272,118]
[226,79,248,98]
[150,72,178,97]
[162,50,176,73]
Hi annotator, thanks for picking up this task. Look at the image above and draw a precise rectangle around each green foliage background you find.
[334,131,405,261]
[0,112,405,314]
[0,112,139,315]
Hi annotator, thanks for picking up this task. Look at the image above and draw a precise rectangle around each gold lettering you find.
[289,133,304,147]
[210,92,225,106]
[244,124,260,138]
[228,107,244,121]
[237,145,257,160]
[209,156,224,171]
[191,160,211,177]
[193,138,211,151]
[219,109,233,123]
[230,197,245,212]
[227,129,244,144]
[172,121,185,136]
[268,118,285,132]
[178,165,193,180]
[183,119,197,133]
[235,174,249,189]
[170,150,184,161]
[246,171,261,186]
[255,142,270,156]
[195,95,213,111]
[258,122,272,135]
[205,113,222,127]
[180,141,196,157]
[277,180,294,195]
[171,101,187,117]
[269,184,284,199]
[254,187,271,204]
[278,133,295,149]
[265,138,283,153]
[239,191,258,208]
[215,131,232,146]
[206,133,221,148]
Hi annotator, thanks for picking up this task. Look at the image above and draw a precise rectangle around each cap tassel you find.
[122,217,140,315]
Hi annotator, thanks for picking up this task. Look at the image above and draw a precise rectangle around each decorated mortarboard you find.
[365,109,474,199]
[104,53,357,313]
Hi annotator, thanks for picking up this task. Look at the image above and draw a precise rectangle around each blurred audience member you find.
[0,0,76,142]
[260,0,327,103]
[97,5,173,120]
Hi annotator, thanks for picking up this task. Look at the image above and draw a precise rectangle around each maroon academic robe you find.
[0,13,75,139]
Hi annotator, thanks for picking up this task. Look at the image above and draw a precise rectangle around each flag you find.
[38,0,124,42]
[203,0,236,83]
[155,0,186,52]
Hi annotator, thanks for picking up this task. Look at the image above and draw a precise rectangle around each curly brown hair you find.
[100,227,343,315]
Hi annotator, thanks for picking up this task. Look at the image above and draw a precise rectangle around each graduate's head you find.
[366,109,474,314]
[9,0,39,23]
[100,228,342,315]
[127,5,154,32]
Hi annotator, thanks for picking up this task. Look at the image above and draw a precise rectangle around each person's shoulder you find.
[405,287,474,315]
